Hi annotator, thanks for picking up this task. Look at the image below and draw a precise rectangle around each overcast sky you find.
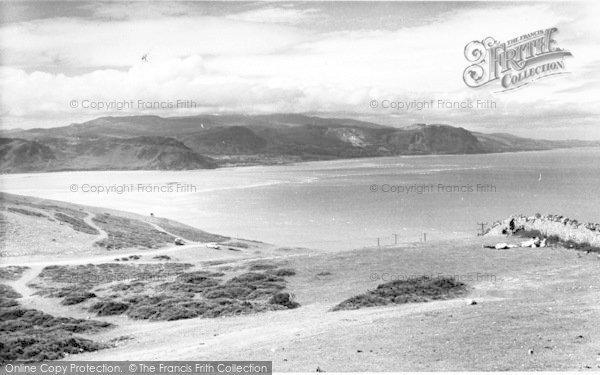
[1,1,599,140]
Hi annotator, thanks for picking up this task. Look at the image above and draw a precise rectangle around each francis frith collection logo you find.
[463,27,572,91]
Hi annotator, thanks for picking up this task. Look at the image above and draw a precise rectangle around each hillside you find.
[0,135,216,173]
[0,192,228,258]
[1,114,597,173]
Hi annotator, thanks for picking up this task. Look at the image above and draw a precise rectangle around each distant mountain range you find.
[1,114,598,173]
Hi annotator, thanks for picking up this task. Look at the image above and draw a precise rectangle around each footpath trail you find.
[83,211,108,244]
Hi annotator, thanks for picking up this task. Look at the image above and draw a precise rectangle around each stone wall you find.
[485,214,600,247]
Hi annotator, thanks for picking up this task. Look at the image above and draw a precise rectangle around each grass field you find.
[7,237,597,370]
[2,193,600,370]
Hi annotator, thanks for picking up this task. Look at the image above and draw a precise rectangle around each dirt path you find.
[4,264,95,318]
[0,243,210,268]
[6,264,42,298]
[83,211,108,243]
[75,297,473,361]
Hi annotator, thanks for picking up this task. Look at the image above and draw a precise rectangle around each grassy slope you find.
[2,192,599,370]
[0,192,228,258]
[69,237,600,371]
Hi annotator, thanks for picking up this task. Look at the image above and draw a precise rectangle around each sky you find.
[1,1,599,140]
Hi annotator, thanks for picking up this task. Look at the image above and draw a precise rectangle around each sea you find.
[1,148,599,251]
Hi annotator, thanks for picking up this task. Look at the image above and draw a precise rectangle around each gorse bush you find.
[0,266,29,281]
[332,276,468,311]
[82,268,299,322]
[0,284,112,363]
[88,301,129,316]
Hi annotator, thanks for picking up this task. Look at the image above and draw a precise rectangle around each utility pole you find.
[394,233,398,245]
[377,237,380,248]
[477,222,488,236]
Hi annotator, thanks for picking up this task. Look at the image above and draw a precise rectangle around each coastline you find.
[2,145,599,175]
[2,147,600,252]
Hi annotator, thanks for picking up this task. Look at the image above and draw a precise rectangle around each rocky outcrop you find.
[485,214,600,247]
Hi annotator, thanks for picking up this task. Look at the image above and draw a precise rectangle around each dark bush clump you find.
[0,284,22,308]
[32,263,193,297]
[115,269,299,321]
[332,276,468,311]
[199,271,290,302]
[176,270,224,283]
[61,292,96,305]
[34,263,299,323]
[0,266,29,281]
[153,255,171,261]
[123,295,258,321]
[248,263,278,271]
[89,301,129,316]
[158,280,220,294]
[316,271,333,277]
[269,293,300,309]
[1,332,106,362]
[204,285,254,300]
[0,284,112,363]
[6,207,47,218]
[54,212,99,235]
[92,213,175,250]
[267,268,296,277]
[228,272,283,284]
[110,281,147,293]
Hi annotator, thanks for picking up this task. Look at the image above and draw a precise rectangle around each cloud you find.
[1,14,313,69]
[227,6,321,24]
[80,2,195,20]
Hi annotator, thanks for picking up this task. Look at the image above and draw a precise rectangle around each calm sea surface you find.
[2,148,599,251]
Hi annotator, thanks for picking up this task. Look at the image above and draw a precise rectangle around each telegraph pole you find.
[477,222,488,236]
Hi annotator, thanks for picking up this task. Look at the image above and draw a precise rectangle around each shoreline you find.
[1,146,599,175]
[2,147,599,252]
